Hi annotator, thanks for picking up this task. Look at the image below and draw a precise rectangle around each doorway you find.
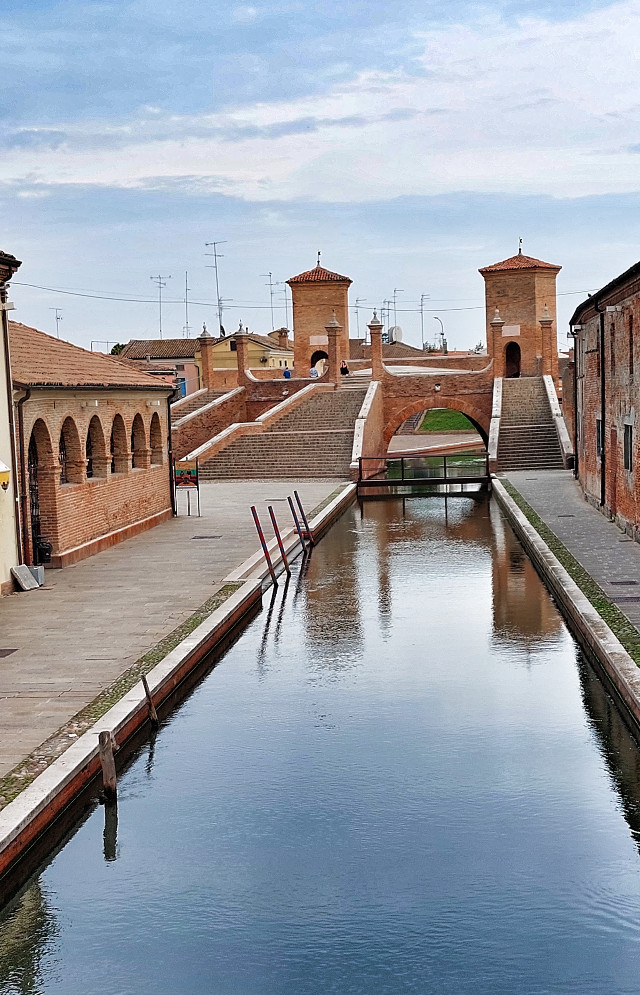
[505,341,521,378]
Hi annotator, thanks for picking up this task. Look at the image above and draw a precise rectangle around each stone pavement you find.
[389,432,483,452]
[504,469,640,630]
[0,479,341,776]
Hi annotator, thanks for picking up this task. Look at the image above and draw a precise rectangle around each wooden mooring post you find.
[294,490,314,545]
[251,505,278,585]
[141,674,159,728]
[98,731,117,800]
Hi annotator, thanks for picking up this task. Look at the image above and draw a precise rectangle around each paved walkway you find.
[0,479,341,776]
[504,469,640,630]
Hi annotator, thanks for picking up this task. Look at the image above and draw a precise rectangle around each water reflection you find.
[0,883,57,994]
[3,496,640,994]
[579,655,640,851]
[489,500,563,649]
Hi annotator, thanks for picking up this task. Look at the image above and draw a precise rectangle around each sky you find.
[2,0,640,352]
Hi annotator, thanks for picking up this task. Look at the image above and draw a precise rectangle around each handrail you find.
[358,451,490,487]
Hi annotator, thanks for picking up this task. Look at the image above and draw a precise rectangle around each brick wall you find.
[574,277,640,535]
[172,388,247,459]
[19,388,172,566]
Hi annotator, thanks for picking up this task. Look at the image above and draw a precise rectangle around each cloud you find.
[3,0,640,202]
[231,5,260,23]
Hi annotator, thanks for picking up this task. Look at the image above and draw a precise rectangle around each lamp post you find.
[433,316,446,353]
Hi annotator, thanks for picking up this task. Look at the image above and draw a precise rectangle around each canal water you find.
[2,496,640,994]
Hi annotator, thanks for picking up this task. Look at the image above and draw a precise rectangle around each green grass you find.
[418,409,476,432]
[501,480,640,667]
[0,583,242,809]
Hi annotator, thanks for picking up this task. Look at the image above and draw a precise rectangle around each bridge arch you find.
[384,397,490,450]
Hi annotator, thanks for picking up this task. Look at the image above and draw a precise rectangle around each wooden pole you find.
[141,674,159,728]
[268,505,291,574]
[98,731,117,800]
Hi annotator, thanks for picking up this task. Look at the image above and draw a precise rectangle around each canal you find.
[2,496,640,994]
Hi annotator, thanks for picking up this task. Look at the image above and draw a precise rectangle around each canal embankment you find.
[0,479,355,885]
[494,471,640,733]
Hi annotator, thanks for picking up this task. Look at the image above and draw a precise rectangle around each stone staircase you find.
[171,389,228,422]
[497,377,565,471]
[199,387,368,479]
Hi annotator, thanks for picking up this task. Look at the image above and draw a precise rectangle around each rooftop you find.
[479,252,561,274]
[287,264,352,285]
[9,322,171,389]
[120,338,200,360]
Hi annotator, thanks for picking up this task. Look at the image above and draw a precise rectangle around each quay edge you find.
[493,478,640,736]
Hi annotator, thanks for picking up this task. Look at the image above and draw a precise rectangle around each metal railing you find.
[358,451,490,493]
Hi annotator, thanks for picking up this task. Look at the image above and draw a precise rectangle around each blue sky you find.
[2,0,639,351]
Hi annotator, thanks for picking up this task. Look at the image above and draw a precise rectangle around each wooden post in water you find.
[251,505,278,585]
[288,495,306,550]
[98,731,117,800]
[141,674,159,729]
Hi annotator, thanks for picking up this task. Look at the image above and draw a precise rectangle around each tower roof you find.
[479,253,561,275]
[287,264,352,285]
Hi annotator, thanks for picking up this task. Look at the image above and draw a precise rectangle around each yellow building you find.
[200,326,294,390]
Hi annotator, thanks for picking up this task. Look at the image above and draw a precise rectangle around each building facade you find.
[479,251,561,381]
[10,322,174,569]
[569,260,640,536]
[287,264,351,373]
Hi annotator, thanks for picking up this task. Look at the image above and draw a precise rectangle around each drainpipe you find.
[166,390,178,517]
[1,284,23,563]
[596,300,606,508]
[572,342,579,480]
[16,387,31,563]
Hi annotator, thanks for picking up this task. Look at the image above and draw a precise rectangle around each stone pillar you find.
[539,304,557,383]
[368,311,384,381]
[235,322,251,383]
[325,311,342,387]
[490,308,505,378]
[198,326,215,390]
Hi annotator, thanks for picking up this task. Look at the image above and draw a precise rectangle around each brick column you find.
[198,328,215,390]
[137,448,152,469]
[490,308,505,378]
[368,311,384,380]
[91,456,111,479]
[235,323,250,383]
[325,310,342,387]
[539,305,557,383]
[113,451,131,475]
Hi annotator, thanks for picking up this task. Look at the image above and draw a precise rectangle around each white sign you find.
[502,324,520,337]
[309,335,329,346]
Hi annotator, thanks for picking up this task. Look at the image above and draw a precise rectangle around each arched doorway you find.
[310,349,328,373]
[505,341,521,378]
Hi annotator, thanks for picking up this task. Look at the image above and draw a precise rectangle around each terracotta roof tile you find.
[120,338,200,359]
[479,252,561,274]
[9,322,170,389]
[287,264,352,284]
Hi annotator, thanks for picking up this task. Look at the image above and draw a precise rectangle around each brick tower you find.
[287,260,352,373]
[479,250,561,381]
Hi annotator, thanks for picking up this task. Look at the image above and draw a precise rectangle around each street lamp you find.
[433,316,446,353]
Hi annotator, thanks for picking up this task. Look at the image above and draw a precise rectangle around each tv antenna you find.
[183,271,191,337]
[261,271,276,330]
[205,240,226,335]
[150,274,171,338]
[49,307,63,339]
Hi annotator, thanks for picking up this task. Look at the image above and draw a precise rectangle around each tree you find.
[110,343,125,355]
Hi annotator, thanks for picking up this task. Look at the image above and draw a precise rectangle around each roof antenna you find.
[518,237,523,255]
[316,249,321,267]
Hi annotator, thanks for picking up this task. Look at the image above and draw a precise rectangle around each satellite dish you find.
[388,325,402,343]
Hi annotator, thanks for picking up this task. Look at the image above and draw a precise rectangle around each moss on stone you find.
[0,583,242,810]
